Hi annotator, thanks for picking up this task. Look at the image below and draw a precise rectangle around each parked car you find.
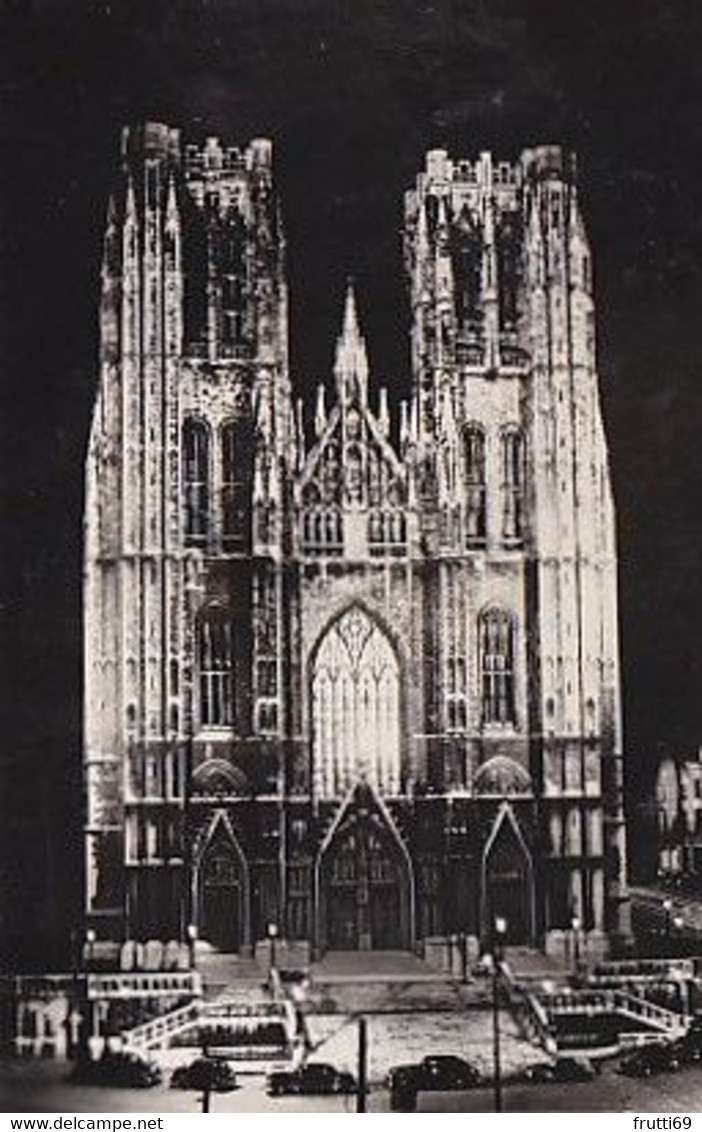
[267,1061,356,1096]
[69,1050,162,1089]
[522,1056,597,1084]
[672,1017,702,1065]
[388,1055,481,1093]
[618,1044,680,1078]
[388,1065,419,1111]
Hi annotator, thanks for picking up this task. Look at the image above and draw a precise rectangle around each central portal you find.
[318,785,412,952]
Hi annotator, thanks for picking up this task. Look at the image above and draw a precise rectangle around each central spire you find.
[334,280,369,405]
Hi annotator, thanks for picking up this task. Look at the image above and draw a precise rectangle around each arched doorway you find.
[195,816,249,953]
[482,805,535,946]
[311,605,401,798]
[317,785,413,951]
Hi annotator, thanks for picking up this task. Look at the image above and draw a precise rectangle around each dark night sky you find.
[3,0,702,962]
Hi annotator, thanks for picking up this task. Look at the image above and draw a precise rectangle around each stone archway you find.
[482,804,535,946]
[316,784,413,952]
[194,814,250,954]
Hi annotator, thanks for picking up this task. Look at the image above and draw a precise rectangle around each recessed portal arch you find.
[481,803,535,945]
[311,604,401,798]
[316,783,414,952]
[193,811,250,954]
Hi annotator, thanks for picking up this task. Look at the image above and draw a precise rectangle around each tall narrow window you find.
[183,419,209,547]
[451,212,483,330]
[221,419,251,550]
[501,427,524,543]
[464,424,486,546]
[480,609,516,726]
[198,613,234,728]
[218,213,246,350]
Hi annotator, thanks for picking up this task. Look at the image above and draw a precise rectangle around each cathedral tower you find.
[84,124,293,943]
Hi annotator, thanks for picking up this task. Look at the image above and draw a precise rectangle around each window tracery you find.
[221,418,251,550]
[501,426,525,543]
[464,424,486,546]
[480,608,516,726]
[312,606,401,798]
[183,419,209,547]
[197,610,234,728]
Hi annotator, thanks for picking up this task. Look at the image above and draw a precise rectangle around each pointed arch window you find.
[451,213,483,330]
[221,419,251,550]
[197,612,234,728]
[312,607,401,798]
[480,609,516,727]
[464,424,486,546]
[183,419,209,547]
[501,426,524,544]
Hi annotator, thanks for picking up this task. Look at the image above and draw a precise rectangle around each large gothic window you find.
[464,424,486,546]
[221,419,251,550]
[501,426,524,543]
[312,607,401,798]
[480,609,516,727]
[183,419,209,547]
[197,612,234,728]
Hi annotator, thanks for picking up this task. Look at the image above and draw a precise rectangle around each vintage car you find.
[267,1061,356,1096]
[388,1054,481,1093]
[69,1050,162,1089]
[170,1055,238,1092]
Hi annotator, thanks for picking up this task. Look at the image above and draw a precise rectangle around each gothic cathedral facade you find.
[84,123,628,961]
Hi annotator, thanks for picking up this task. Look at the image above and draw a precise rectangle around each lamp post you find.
[85,928,96,969]
[187,923,198,970]
[456,931,468,984]
[267,922,278,981]
[570,915,581,976]
[356,1015,368,1113]
[490,916,507,1114]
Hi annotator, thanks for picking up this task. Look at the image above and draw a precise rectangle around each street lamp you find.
[570,915,581,975]
[85,928,96,969]
[267,922,278,980]
[186,923,198,969]
[488,916,507,1114]
[456,931,468,984]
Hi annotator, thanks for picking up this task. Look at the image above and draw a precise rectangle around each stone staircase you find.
[196,951,265,1001]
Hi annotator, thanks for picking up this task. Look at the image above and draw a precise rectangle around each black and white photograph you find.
[2,0,702,1115]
